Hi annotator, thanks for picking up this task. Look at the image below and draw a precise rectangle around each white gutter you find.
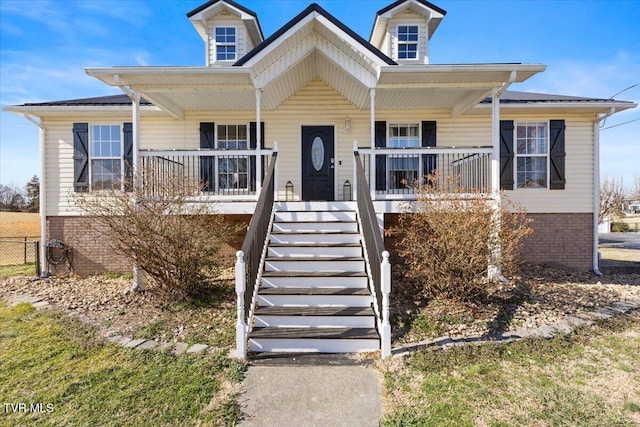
[23,113,47,274]
[592,107,616,276]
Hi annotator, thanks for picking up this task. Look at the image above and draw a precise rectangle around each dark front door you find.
[301,126,334,201]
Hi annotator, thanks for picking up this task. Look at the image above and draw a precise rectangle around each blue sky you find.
[1,0,638,190]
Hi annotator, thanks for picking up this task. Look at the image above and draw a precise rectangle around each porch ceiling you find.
[86,64,546,117]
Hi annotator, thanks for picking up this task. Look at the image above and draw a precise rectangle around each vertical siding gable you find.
[387,11,429,64]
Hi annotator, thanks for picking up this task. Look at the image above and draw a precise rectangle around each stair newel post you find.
[235,250,247,359]
[381,250,391,358]
[353,141,358,201]
[273,141,279,202]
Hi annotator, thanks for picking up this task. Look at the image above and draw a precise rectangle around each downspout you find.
[592,107,616,276]
[23,113,47,275]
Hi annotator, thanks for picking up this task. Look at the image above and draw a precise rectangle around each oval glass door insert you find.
[311,136,325,171]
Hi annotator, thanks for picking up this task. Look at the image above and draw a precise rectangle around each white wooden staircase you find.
[247,201,380,354]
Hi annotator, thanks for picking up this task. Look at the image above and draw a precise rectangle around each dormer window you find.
[215,27,237,61]
[397,25,418,60]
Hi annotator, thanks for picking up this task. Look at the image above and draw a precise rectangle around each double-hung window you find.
[215,27,236,61]
[217,124,248,190]
[515,122,548,188]
[90,124,122,190]
[388,123,420,190]
[397,25,418,60]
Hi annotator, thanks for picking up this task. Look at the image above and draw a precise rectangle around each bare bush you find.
[75,165,235,297]
[599,175,625,223]
[394,172,533,301]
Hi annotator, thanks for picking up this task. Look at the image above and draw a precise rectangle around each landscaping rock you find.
[138,340,159,351]
[172,342,188,355]
[124,339,147,349]
[186,344,208,354]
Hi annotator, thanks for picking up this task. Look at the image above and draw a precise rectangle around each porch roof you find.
[83,63,547,117]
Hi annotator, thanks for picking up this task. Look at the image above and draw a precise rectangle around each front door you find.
[301,126,335,201]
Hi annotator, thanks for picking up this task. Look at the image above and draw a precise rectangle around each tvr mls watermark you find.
[3,403,54,414]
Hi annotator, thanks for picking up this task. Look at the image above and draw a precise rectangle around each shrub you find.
[394,172,533,301]
[611,222,630,232]
[75,164,235,297]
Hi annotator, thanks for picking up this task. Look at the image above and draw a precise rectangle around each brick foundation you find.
[520,213,593,271]
[46,214,251,277]
[383,212,593,272]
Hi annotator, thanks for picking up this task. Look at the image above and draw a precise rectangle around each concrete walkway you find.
[239,364,381,426]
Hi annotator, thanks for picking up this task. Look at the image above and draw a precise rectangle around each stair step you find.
[269,232,361,245]
[264,258,365,273]
[276,201,356,211]
[262,273,368,289]
[259,287,370,296]
[275,211,356,222]
[254,306,374,317]
[250,327,378,340]
[268,245,362,258]
[272,222,358,233]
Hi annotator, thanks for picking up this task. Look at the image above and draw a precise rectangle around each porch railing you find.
[234,152,278,359]
[358,146,493,197]
[354,150,391,358]
[139,149,271,199]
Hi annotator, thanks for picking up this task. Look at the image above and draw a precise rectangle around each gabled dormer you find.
[370,0,446,64]
[187,0,263,66]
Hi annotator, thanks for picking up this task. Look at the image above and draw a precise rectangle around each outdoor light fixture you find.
[344,116,351,134]
[285,180,294,201]
[343,179,352,201]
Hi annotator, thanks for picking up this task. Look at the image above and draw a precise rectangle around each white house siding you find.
[43,114,131,216]
[501,114,595,214]
[207,13,249,65]
[42,82,596,218]
[387,11,429,64]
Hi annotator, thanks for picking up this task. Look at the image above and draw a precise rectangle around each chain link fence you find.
[0,237,40,276]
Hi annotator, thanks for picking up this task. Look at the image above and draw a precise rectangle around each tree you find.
[599,175,625,223]
[0,183,25,211]
[24,175,40,212]
[75,165,235,297]
[630,173,640,200]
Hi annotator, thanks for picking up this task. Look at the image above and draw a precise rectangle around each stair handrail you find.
[354,149,391,357]
[235,151,278,359]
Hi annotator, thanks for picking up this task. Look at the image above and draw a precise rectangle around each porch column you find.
[489,88,502,279]
[255,89,262,195]
[369,88,376,199]
[131,92,143,291]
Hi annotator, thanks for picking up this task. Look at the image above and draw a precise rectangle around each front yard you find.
[381,312,640,426]
[0,302,244,427]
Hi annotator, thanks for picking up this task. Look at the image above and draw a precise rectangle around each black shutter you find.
[200,122,215,192]
[73,123,89,192]
[549,120,566,190]
[123,123,133,191]
[249,122,265,192]
[421,121,437,177]
[499,120,514,190]
[375,121,386,191]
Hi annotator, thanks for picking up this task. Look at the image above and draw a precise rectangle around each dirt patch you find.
[392,265,640,344]
[0,269,237,347]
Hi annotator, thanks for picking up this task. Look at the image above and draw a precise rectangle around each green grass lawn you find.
[382,313,640,427]
[0,302,245,426]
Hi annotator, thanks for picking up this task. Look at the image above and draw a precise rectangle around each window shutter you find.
[249,122,265,192]
[73,123,89,192]
[421,121,437,176]
[200,122,215,192]
[123,123,133,191]
[499,120,514,190]
[549,119,566,190]
[375,121,386,191]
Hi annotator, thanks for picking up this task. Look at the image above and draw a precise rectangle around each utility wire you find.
[601,117,640,130]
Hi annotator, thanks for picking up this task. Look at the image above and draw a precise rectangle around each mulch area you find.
[0,268,237,348]
[391,265,640,344]
[1,265,639,348]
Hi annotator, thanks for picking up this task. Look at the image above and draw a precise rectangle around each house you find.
[4,0,636,357]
